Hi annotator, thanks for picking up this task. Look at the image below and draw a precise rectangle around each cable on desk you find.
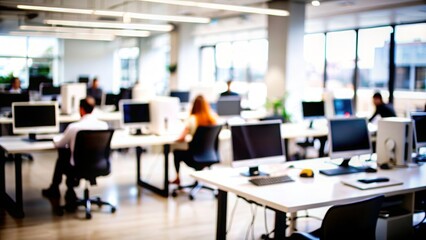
[246,204,257,240]
[226,197,240,235]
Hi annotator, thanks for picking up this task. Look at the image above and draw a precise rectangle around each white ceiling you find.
[0,0,425,33]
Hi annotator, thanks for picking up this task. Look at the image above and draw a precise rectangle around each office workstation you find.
[1,0,426,239]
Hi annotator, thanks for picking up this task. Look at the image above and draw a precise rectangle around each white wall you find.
[176,23,199,90]
[63,40,116,92]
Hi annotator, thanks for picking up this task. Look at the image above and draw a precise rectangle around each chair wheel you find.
[189,195,194,201]
[86,213,92,219]
[172,190,178,197]
[111,207,116,213]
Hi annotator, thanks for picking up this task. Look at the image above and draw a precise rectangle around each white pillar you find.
[266,1,305,121]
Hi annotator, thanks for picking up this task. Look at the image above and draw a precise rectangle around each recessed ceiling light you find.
[311,1,321,7]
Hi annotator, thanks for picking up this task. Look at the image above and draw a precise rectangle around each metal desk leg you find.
[217,189,228,240]
[0,152,24,218]
[284,139,290,161]
[274,209,287,239]
[136,145,170,197]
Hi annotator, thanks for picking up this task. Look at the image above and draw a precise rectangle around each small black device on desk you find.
[249,175,294,186]
[358,177,389,184]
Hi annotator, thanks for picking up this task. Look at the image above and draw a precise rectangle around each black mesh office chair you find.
[290,195,384,240]
[71,129,116,219]
[172,125,222,200]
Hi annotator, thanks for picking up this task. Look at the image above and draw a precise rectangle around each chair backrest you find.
[188,125,222,163]
[320,195,384,240]
[73,129,114,184]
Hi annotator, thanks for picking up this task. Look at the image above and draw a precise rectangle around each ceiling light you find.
[9,31,115,41]
[44,19,173,32]
[19,25,151,37]
[138,0,289,17]
[311,1,321,7]
[17,5,210,24]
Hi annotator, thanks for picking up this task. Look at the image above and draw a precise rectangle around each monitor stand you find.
[23,133,53,142]
[308,120,314,129]
[320,158,367,176]
[131,128,149,136]
[240,166,269,177]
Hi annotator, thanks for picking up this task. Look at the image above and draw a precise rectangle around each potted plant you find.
[266,95,291,123]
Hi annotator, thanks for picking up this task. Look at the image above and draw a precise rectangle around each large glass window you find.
[199,46,216,83]
[325,30,356,97]
[248,39,268,82]
[395,23,426,91]
[118,47,139,88]
[358,27,392,89]
[304,33,325,99]
[215,42,232,82]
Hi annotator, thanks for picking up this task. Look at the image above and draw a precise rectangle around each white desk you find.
[0,130,179,218]
[192,159,426,239]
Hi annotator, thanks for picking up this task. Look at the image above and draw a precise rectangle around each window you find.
[325,30,356,97]
[118,47,139,88]
[216,42,232,82]
[304,33,325,99]
[199,46,216,83]
[357,27,392,89]
[395,23,426,91]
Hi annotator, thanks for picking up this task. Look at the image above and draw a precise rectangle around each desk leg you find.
[284,139,290,161]
[274,210,287,239]
[217,189,228,240]
[136,145,170,197]
[317,136,327,158]
[0,152,24,218]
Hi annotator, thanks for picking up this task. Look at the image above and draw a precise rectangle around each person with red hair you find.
[171,95,218,185]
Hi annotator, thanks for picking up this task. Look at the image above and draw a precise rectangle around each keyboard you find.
[249,175,294,186]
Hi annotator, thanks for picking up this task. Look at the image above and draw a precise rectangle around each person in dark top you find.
[220,80,239,97]
[87,77,103,105]
[369,92,396,122]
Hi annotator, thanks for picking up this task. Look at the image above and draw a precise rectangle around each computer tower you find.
[377,118,413,167]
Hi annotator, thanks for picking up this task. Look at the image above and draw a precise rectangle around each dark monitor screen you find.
[170,91,190,103]
[78,76,90,83]
[302,101,325,119]
[334,99,353,116]
[105,93,119,105]
[122,103,150,124]
[329,118,371,154]
[28,76,52,91]
[411,112,426,146]
[41,86,61,96]
[14,105,56,128]
[231,121,284,164]
[0,92,30,108]
[217,96,241,116]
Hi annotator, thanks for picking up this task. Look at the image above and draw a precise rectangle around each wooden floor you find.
[0,147,336,240]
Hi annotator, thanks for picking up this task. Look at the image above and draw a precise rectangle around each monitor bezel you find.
[410,111,426,149]
[328,117,372,160]
[12,101,59,135]
[119,99,151,129]
[230,120,286,168]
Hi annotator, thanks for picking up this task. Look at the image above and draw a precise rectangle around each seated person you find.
[87,77,103,104]
[171,95,218,185]
[220,80,239,97]
[369,92,396,122]
[9,77,23,94]
[42,97,108,209]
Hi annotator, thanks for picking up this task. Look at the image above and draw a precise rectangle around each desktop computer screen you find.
[302,101,325,119]
[0,92,30,112]
[333,98,353,116]
[216,96,241,116]
[230,120,285,176]
[12,102,59,141]
[120,100,150,135]
[321,118,372,176]
[170,91,190,103]
[411,112,426,149]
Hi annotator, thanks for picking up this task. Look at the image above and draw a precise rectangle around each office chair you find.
[290,195,384,240]
[171,125,222,200]
[69,129,116,219]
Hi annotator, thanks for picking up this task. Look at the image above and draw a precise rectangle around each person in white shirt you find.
[42,97,108,210]
[9,77,22,93]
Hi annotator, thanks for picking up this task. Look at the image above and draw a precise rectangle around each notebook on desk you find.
[341,178,403,190]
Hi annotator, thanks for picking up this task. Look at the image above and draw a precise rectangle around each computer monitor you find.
[60,83,87,115]
[28,76,52,91]
[101,93,120,111]
[230,120,285,176]
[320,118,372,176]
[0,92,30,112]
[119,100,150,135]
[333,98,354,117]
[302,101,325,128]
[78,76,90,84]
[40,84,61,101]
[170,91,190,103]
[411,112,426,149]
[216,96,241,117]
[149,97,182,135]
[12,101,59,141]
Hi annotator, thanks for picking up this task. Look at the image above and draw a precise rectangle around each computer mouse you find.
[379,163,391,170]
[299,168,314,178]
[365,167,377,173]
